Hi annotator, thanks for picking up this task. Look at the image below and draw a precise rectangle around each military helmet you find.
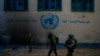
[68,34,74,38]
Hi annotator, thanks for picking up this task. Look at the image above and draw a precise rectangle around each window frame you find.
[71,0,94,12]
[38,0,62,11]
[4,0,28,11]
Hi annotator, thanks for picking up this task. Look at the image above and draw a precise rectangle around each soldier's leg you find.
[48,48,53,56]
[67,50,71,56]
[28,44,32,52]
[54,47,57,56]
[67,49,73,56]
[71,49,75,56]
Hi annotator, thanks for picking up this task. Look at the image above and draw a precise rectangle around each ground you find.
[0,48,100,56]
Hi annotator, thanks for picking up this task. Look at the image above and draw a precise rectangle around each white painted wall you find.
[0,0,100,43]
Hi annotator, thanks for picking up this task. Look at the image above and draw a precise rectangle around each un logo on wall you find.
[40,13,59,29]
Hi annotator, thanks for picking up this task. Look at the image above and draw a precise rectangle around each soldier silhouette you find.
[64,34,77,56]
[47,32,59,56]
[28,33,32,52]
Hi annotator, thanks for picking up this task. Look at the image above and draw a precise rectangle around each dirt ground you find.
[0,48,100,56]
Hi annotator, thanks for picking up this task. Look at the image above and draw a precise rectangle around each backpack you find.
[51,36,59,44]
[64,39,77,48]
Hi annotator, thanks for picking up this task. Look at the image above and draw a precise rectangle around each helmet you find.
[68,34,74,38]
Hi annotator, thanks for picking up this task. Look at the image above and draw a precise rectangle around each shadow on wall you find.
[0,23,41,46]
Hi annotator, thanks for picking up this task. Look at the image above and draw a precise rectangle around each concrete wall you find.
[0,0,5,32]
[0,0,100,44]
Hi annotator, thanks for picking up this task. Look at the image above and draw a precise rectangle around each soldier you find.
[47,33,59,56]
[64,34,77,56]
[28,33,33,52]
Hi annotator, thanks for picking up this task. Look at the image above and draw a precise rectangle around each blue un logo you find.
[40,13,59,29]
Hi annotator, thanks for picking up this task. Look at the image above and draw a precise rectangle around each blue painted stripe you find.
[77,43,100,48]
[0,43,100,50]
[57,43,100,48]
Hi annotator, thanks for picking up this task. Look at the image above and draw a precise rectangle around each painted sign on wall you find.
[40,13,59,29]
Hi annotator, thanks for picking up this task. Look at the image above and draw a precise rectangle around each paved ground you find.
[0,48,100,56]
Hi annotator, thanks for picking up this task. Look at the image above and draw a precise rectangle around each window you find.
[4,0,28,11]
[38,0,62,11]
[71,0,94,12]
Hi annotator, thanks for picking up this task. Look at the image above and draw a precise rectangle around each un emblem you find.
[40,13,59,29]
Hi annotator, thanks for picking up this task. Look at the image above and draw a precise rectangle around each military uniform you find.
[47,33,59,56]
[64,34,77,56]
[28,33,32,52]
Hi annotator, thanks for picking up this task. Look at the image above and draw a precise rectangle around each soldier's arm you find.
[56,37,59,44]
[69,39,77,48]
[64,40,68,47]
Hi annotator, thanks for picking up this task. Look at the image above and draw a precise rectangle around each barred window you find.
[38,0,62,11]
[71,0,94,12]
[4,0,28,11]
